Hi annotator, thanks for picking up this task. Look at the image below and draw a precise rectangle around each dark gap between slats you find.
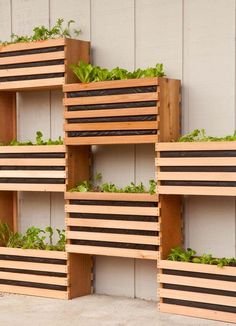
[162,181,236,187]
[163,269,236,282]
[0,254,66,265]
[68,115,157,124]
[70,213,158,222]
[0,267,66,277]
[0,178,65,184]
[0,45,64,57]
[163,283,236,297]
[69,226,158,236]
[71,240,158,251]
[0,279,66,291]
[67,86,157,98]
[69,199,157,207]
[0,59,64,70]
[67,101,157,111]
[163,298,236,314]
[0,153,65,159]
[0,73,64,82]
[68,130,157,137]
[160,150,236,158]
[0,166,64,171]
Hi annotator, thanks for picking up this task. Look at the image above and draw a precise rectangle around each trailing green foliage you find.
[0,222,65,251]
[0,131,63,146]
[0,18,80,46]
[70,61,165,83]
[168,247,236,268]
[178,129,236,142]
[69,173,157,194]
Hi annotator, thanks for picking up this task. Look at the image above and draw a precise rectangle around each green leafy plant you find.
[1,18,81,46]
[70,61,165,83]
[168,247,236,268]
[0,131,63,146]
[0,221,66,251]
[178,129,236,142]
[69,173,157,194]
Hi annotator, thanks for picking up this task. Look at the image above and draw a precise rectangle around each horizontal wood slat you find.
[0,38,65,52]
[65,135,158,145]
[157,185,236,196]
[66,218,159,231]
[64,121,158,132]
[0,260,67,273]
[0,77,65,91]
[0,158,65,166]
[63,92,158,106]
[0,171,65,178]
[65,204,159,216]
[67,244,159,260]
[67,231,159,245]
[0,51,65,65]
[0,247,67,259]
[0,145,65,153]
[160,288,236,307]
[0,284,68,300]
[156,157,236,166]
[159,303,236,324]
[0,184,65,192]
[63,78,159,92]
[158,172,236,182]
[65,192,158,202]
[0,65,65,78]
[156,141,236,151]
[64,107,158,119]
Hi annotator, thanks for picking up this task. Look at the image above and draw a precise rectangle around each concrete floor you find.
[0,293,231,326]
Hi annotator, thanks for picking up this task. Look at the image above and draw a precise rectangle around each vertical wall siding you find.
[0,0,235,299]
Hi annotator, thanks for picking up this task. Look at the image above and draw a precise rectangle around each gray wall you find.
[0,0,235,300]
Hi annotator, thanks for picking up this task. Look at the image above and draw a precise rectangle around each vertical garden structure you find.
[0,38,92,299]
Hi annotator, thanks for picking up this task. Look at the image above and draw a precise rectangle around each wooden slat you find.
[0,247,67,259]
[0,77,64,91]
[64,121,158,131]
[0,260,67,273]
[65,204,159,216]
[156,141,236,151]
[0,145,65,153]
[0,284,68,299]
[158,185,236,196]
[0,38,65,53]
[66,218,159,231]
[158,172,236,181]
[65,191,158,202]
[160,288,236,307]
[0,65,65,78]
[64,107,158,119]
[67,231,159,245]
[65,134,158,145]
[63,92,158,106]
[0,271,68,286]
[67,244,158,260]
[0,51,65,65]
[63,77,158,92]
[0,171,65,178]
[0,184,65,192]
[159,274,236,292]
[159,303,236,324]
[156,157,236,166]
[159,260,236,277]
[0,158,65,166]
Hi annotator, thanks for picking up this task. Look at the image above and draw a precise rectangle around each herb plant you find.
[0,131,63,146]
[1,18,81,46]
[70,61,165,83]
[178,129,236,142]
[168,247,236,268]
[0,222,66,251]
[69,173,157,194]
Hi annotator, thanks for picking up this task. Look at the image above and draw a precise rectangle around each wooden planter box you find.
[158,260,236,323]
[156,142,236,196]
[65,192,159,260]
[0,38,90,91]
[63,77,180,145]
[0,247,92,299]
[0,145,66,192]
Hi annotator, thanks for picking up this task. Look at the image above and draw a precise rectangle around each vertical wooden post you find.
[0,92,17,231]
